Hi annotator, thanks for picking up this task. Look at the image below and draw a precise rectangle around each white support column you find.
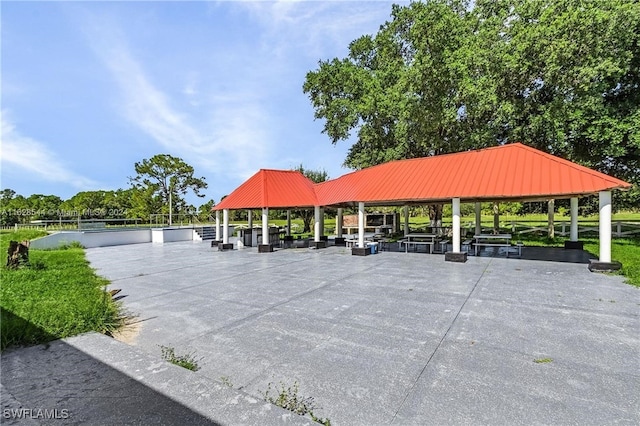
[247,210,253,246]
[403,206,409,236]
[570,197,579,241]
[215,210,221,241]
[314,206,321,242]
[286,210,291,236]
[358,202,365,248]
[262,208,269,246]
[475,202,482,236]
[548,199,555,238]
[599,191,612,263]
[336,208,343,237]
[452,198,461,253]
[222,209,229,244]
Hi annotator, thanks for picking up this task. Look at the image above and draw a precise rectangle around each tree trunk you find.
[548,199,555,238]
[300,210,313,233]
[6,240,29,269]
[428,204,443,234]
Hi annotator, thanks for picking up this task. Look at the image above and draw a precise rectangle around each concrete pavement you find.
[2,241,639,424]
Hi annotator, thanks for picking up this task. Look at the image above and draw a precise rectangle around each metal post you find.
[286,210,291,236]
[475,202,482,236]
[336,208,343,238]
[169,187,172,227]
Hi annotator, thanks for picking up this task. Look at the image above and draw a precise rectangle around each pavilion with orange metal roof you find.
[213,143,631,270]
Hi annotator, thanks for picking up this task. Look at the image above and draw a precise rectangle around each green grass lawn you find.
[510,233,640,288]
[0,230,124,351]
[583,237,640,287]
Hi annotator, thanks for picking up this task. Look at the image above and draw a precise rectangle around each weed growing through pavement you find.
[220,376,233,387]
[159,345,202,371]
[533,357,553,364]
[263,381,331,425]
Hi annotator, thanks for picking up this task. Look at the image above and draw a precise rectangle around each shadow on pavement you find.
[0,310,220,425]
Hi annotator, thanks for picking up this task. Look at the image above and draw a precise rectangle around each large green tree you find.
[293,165,329,233]
[198,199,216,222]
[304,0,639,208]
[476,0,640,182]
[129,154,208,220]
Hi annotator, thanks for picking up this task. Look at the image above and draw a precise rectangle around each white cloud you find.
[83,17,270,181]
[235,1,397,59]
[0,111,98,189]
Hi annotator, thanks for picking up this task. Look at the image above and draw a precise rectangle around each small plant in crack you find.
[159,345,202,371]
[533,357,553,364]
[263,381,331,425]
[220,376,233,388]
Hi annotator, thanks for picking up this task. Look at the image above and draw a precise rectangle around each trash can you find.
[367,242,379,254]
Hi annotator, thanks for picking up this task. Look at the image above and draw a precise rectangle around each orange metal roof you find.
[214,169,318,210]
[215,143,631,210]
[316,143,631,205]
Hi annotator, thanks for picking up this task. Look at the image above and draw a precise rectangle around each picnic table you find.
[402,233,439,253]
[345,233,375,248]
[473,234,513,257]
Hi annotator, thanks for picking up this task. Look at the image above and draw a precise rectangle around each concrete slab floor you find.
[8,240,640,425]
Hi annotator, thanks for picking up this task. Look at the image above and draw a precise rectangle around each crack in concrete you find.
[390,257,494,423]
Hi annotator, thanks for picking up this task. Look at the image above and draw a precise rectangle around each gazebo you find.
[213,143,631,270]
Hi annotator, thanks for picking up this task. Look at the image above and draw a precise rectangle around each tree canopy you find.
[293,164,329,233]
[129,154,208,219]
[303,0,639,192]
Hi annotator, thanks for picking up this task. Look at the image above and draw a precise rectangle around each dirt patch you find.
[112,320,142,345]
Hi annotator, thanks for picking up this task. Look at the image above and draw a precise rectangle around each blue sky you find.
[1,1,405,207]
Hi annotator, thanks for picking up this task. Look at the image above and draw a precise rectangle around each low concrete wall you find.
[151,228,196,243]
[30,229,152,249]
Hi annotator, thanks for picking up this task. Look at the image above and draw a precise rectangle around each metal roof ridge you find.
[514,144,631,187]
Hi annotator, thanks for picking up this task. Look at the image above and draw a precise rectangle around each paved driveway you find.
[86,241,639,425]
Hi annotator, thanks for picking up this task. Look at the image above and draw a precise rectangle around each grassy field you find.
[0,230,123,351]
[503,234,640,287]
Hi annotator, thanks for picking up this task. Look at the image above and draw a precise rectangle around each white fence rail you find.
[508,221,640,237]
